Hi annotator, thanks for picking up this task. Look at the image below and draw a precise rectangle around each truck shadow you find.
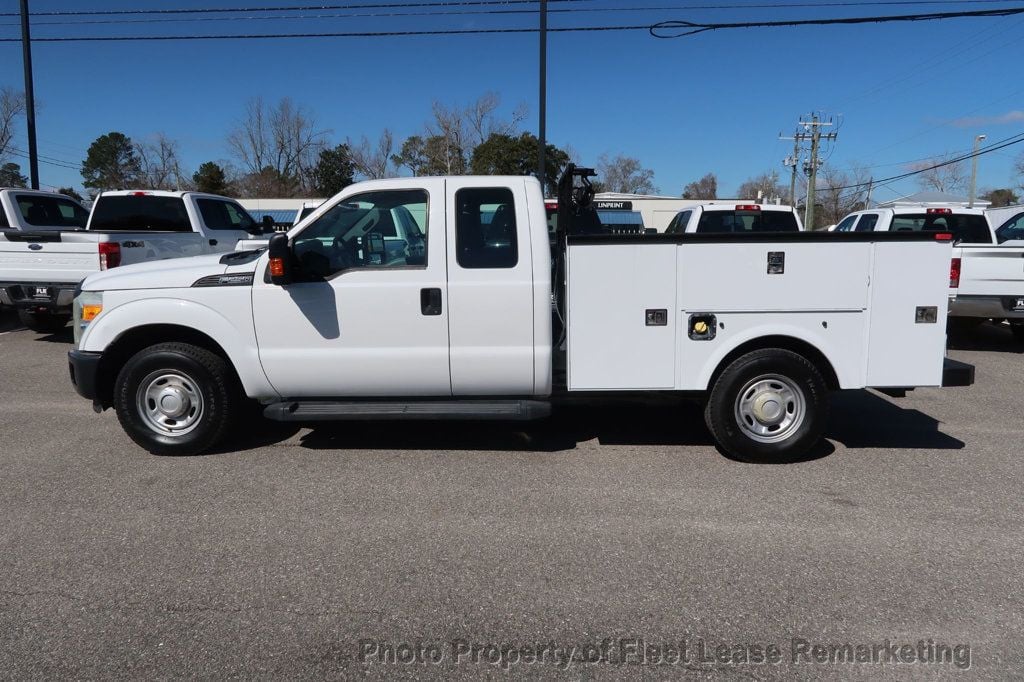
[293,390,962,460]
[947,321,1024,354]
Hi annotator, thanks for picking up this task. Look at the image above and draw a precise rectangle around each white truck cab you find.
[68,169,972,462]
[665,203,803,234]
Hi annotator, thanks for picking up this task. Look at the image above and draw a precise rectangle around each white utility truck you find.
[833,206,1024,337]
[664,203,803,234]
[1,190,268,332]
[67,167,973,461]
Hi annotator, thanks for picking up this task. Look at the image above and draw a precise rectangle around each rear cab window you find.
[889,212,992,243]
[696,208,800,233]
[89,195,192,232]
[456,187,518,269]
[15,194,89,228]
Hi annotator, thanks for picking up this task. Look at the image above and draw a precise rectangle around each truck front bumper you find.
[942,358,975,387]
[68,349,102,401]
[949,294,1024,319]
[0,282,77,312]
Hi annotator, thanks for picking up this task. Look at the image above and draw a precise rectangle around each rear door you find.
[445,179,536,395]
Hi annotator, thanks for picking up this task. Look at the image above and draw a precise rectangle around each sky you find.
[1,0,1023,202]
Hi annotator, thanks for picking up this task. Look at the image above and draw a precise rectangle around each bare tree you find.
[736,171,787,202]
[136,134,186,190]
[349,129,395,180]
[1015,152,1024,193]
[596,153,657,194]
[226,97,328,195]
[910,154,968,194]
[682,173,718,199]
[0,87,26,162]
[814,164,871,228]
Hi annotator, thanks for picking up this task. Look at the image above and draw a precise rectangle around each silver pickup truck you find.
[0,190,270,332]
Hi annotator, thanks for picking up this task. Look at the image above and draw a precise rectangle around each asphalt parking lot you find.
[1,309,1022,678]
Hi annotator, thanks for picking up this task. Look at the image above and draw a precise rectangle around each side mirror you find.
[268,232,292,285]
[262,215,276,234]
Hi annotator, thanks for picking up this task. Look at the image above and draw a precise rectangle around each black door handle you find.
[209,239,218,246]
[420,288,442,316]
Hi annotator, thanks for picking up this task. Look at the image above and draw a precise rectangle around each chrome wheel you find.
[136,370,205,437]
[733,373,805,443]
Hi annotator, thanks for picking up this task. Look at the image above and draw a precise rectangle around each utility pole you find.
[20,0,39,190]
[537,0,547,195]
[798,113,837,230]
[779,132,801,206]
[864,177,874,209]
[968,133,986,208]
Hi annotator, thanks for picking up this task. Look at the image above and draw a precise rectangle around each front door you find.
[252,180,451,397]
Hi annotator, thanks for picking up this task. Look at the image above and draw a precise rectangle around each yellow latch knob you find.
[694,321,708,334]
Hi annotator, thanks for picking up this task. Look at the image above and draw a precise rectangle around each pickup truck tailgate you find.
[958,245,1024,297]
[0,237,99,283]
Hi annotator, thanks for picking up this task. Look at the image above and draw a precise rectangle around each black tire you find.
[113,342,238,456]
[1010,322,1024,343]
[704,348,829,463]
[18,309,70,334]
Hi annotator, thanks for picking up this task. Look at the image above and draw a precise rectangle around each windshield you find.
[889,213,991,244]
[696,210,799,233]
[90,195,191,232]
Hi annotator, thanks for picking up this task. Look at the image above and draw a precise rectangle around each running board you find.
[263,399,552,422]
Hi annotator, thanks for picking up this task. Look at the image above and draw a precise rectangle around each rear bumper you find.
[68,349,102,401]
[950,294,1024,319]
[942,358,975,388]
[0,282,77,313]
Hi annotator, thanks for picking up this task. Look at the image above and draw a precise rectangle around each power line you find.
[2,4,1019,41]
[649,5,1024,37]
[0,0,590,18]
[829,131,1024,193]
[4,0,1022,26]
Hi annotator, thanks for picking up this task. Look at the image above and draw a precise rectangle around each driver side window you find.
[291,189,428,280]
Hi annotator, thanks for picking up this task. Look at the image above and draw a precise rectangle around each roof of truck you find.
[694,203,798,212]
[98,189,235,200]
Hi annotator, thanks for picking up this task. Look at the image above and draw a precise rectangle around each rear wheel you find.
[18,310,70,334]
[113,342,238,456]
[705,348,829,462]
[1010,322,1024,343]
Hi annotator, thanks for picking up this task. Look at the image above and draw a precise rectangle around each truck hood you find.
[81,253,231,292]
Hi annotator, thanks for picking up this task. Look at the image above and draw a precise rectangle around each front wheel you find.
[113,342,238,456]
[18,309,70,334]
[704,348,829,462]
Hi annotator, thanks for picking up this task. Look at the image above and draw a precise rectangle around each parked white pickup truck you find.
[833,206,1024,337]
[0,190,268,332]
[0,188,90,232]
[664,203,803,234]
[67,167,973,461]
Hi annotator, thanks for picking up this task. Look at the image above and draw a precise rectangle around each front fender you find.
[80,294,277,399]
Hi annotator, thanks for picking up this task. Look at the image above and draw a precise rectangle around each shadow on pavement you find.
[290,390,961,458]
[827,390,963,450]
[947,320,1024,354]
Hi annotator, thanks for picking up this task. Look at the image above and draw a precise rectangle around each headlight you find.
[73,290,103,346]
